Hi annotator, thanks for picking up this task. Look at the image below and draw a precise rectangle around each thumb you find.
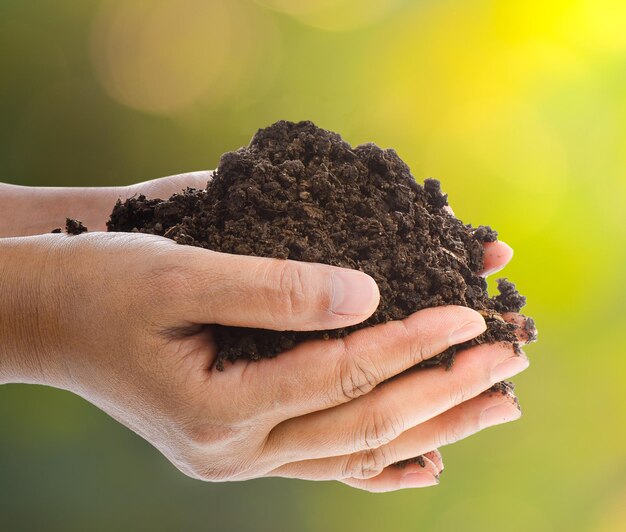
[128,171,213,199]
[175,247,380,331]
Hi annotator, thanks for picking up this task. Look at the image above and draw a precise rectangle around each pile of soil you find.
[107,120,534,373]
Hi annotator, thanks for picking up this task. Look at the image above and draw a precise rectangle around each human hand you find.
[0,230,528,492]
[126,170,212,200]
[0,171,212,237]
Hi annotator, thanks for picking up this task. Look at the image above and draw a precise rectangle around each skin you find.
[0,172,530,493]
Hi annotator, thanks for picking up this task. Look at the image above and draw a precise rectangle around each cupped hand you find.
[125,170,212,200]
[0,227,530,493]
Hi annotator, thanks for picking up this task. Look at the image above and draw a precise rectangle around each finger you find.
[249,305,486,419]
[503,312,538,343]
[482,311,536,345]
[267,387,519,482]
[265,342,528,462]
[481,241,514,277]
[342,454,441,492]
[423,449,444,474]
[268,449,441,492]
[128,171,214,198]
[171,247,380,330]
[267,448,445,483]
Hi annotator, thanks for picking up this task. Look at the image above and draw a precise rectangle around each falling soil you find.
[107,120,533,372]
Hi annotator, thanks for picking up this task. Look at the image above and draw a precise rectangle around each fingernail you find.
[491,354,529,383]
[401,471,439,488]
[448,315,487,344]
[424,450,444,474]
[479,401,522,429]
[482,265,503,277]
[330,270,379,315]
[482,241,514,276]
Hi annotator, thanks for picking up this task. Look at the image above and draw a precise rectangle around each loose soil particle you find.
[65,218,88,235]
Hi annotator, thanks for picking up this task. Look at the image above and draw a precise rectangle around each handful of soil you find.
[107,120,534,372]
[105,120,537,471]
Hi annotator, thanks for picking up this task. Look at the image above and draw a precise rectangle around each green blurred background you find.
[1,0,625,530]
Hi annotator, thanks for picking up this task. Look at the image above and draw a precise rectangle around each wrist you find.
[0,236,68,386]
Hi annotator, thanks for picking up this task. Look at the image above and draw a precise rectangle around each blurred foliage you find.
[1,0,625,530]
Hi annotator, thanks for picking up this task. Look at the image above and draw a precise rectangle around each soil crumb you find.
[394,455,427,469]
[65,218,88,235]
[107,120,534,371]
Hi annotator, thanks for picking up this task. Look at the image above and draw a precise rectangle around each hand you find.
[0,171,212,237]
[126,171,212,200]
[0,230,528,492]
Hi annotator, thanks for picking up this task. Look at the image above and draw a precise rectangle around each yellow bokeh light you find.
[567,0,626,53]
[431,494,553,532]
[422,98,568,233]
[255,0,402,31]
[493,0,626,53]
[91,0,279,114]
[590,482,626,532]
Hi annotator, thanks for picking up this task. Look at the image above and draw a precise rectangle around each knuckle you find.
[359,407,404,451]
[396,320,433,365]
[448,381,472,407]
[272,261,309,321]
[145,262,194,303]
[414,341,436,364]
[337,352,379,402]
[434,424,463,448]
[344,446,392,480]
[182,421,239,449]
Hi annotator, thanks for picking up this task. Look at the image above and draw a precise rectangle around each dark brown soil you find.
[64,218,88,235]
[394,455,427,470]
[107,120,533,372]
